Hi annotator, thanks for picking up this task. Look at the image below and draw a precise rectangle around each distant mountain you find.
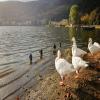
[0,0,67,25]
[0,0,99,25]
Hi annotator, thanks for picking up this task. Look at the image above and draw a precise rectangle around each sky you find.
[0,0,38,2]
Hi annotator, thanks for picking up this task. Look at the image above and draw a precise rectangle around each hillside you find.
[0,0,99,25]
[0,0,67,25]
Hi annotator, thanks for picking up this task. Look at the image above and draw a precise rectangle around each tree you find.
[89,9,97,25]
[69,5,79,25]
[80,8,100,25]
[81,14,90,25]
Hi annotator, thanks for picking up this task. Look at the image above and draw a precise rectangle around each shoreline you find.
[21,51,100,100]
[95,25,100,29]
[21,66,100,100]
[50,23,100,29]
[2,57,54,100]
[0,50,100,100]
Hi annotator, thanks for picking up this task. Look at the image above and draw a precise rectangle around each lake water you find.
[0,26,71,69]
[0,26,100,69]
[0,26,100,99]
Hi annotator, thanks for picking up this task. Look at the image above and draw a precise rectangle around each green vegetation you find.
[50,4,100,27]
[69,5,79,25]
[81,8,100,25]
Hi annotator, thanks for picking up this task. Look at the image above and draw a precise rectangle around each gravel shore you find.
[21,51,100,100]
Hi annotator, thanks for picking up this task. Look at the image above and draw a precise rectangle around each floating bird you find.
[72,37,87,57]
[72,46,88,78]
[88,38,100,55]
[55,50,75,86]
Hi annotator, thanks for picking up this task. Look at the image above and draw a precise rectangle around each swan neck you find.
[57,50,61,58]
[57,54,61,58]
[72,43,77,56]
[88,40,92,47]
[72,39,77,47]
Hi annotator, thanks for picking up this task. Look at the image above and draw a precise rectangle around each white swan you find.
[94,42,100,47]
[72,37,87,57]
[88,38,100,54]
[72,46,88,78]
[55,50,75,85]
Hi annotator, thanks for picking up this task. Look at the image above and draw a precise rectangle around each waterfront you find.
[0,26,100,99]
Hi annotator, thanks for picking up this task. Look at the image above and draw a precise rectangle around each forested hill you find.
[0,0,99,25]
[66,0,100,13]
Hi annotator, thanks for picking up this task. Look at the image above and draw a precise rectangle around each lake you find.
[0,26,100,69]
[0,26,100,99]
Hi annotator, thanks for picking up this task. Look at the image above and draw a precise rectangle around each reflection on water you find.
[68,27,97,41]
[68,27,100,49]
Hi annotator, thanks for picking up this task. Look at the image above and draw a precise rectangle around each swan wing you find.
[89,44,100,53]
[74,48,87,57]
[94,42,100,48]
[55,58,74,76]
[77,48,87,55]
[72,57,88,69]
[72,46,87,57]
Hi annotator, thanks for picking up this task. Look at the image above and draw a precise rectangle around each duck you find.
[72,45,88,78]
[72,37,87,57]
[88,38,100,55]
[55,50,75,86]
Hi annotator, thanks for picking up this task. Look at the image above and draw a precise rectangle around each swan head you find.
[72,37,77,45]
[57,50,61,58]
[72,37,76,42]
[89,38,92,43]
[72,37,77,48]
[85,64,88,67]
